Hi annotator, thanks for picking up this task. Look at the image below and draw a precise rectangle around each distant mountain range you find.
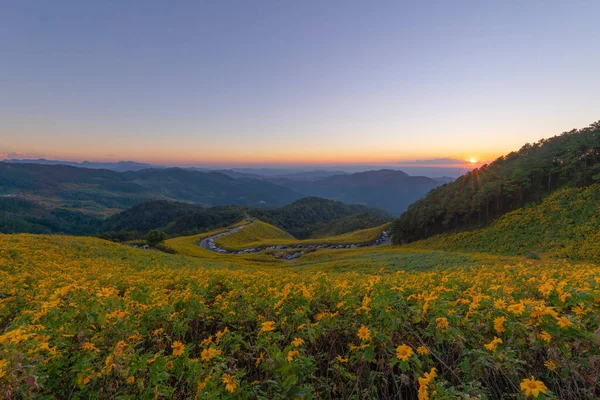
[0,162,301,212]
[3,159,470,178]
[266,169,446,215]
[4,158,155,172]
[0,161,451,215]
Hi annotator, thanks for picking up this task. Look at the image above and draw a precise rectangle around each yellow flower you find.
[556,316,572,329]
[222,373,238,393]
[436,317,449,330]
[493,316,506,334]
[417,346,429,356]
[507,303,526,315]
[171,341,185,357]
[336,355,348,363]
[357,325,371,341]
[423,367,437,383]
[418,369,437,400]
[291,337,305,347]
[256,352,265,366]
[80,342,100,353]
[418,377,430,400]
[200,347,221,362]
[286,350,300,362]
[484,336,503,352]
[96,287,117,297]
[215,328,229,344]
[0,359,8,379]
[537,331,552,342]
[520,376,548,398]
[258,321,276,336]
[395,344,413,361]
[494,299,506,309]
[126,376,135,384]
[544,360,558,371]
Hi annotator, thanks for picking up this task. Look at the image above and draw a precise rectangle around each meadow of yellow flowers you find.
[1,234,599,398]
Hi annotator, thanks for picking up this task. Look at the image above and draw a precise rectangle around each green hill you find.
[412,185,600,262]
[214,220,391,251]
[392,121,600,243]
[214,220,295,250]
[0,197,101,234]
[102,197,389,239]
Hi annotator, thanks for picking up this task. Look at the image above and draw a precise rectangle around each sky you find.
[1,0,599,167]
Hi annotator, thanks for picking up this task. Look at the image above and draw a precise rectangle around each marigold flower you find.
[556,316,572,329]
[357,325,371,341]
[417,346,429,356]
[484,336,503,352]
[171,341,185,357]
[493,316,506,334]
[544,360,558,371]
[507,303,526,315]
[80,342,100,353]
[200,347,221,362]
[258,321,276,336]
[291,337,305,347]
[436,317,449,330]
[336,355,348,363]
[520,376,547,398]
[0,359,8,379]
[222,373,238,393]
[395,344,413,361]
[255,352,265,366]
[286,349,300,362]
[537,331,552,342]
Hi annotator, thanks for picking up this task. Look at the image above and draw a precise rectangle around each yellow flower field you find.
[1,234,599,398]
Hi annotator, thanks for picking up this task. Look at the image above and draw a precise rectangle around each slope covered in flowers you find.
[1,234,599,398]
[411,185,600,262]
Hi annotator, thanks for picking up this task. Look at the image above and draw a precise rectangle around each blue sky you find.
[1,0,599,166]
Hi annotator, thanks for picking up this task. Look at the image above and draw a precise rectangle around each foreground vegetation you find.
[1,234,599,398]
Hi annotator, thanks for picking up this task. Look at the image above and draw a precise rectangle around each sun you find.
[468,158,478,164]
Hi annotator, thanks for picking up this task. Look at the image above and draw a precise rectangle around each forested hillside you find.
[0,197,101,234]
[412,185,600,261]
[249,197,389,238]
[100,197,389,240]
[0,163,301,212]
[392,121,600,243]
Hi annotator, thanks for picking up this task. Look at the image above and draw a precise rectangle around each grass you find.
[214,220,391,251]
[214,220,294,250]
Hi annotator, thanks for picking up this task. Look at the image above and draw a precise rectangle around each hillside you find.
[213,220,391,251]
[151,197,389,239]
[410,185,600,262]
[2,233,598,398]
[268,169,443,215]
[249,197,389,239]
[0,162,301,213]
[213,220,295,249]
[0,197,101,234]
[392,121,600,243]
[308,213,388,238]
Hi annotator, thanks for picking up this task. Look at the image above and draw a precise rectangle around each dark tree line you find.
[392,121,600,244]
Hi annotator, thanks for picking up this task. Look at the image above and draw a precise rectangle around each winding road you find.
[199,221,391,260]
